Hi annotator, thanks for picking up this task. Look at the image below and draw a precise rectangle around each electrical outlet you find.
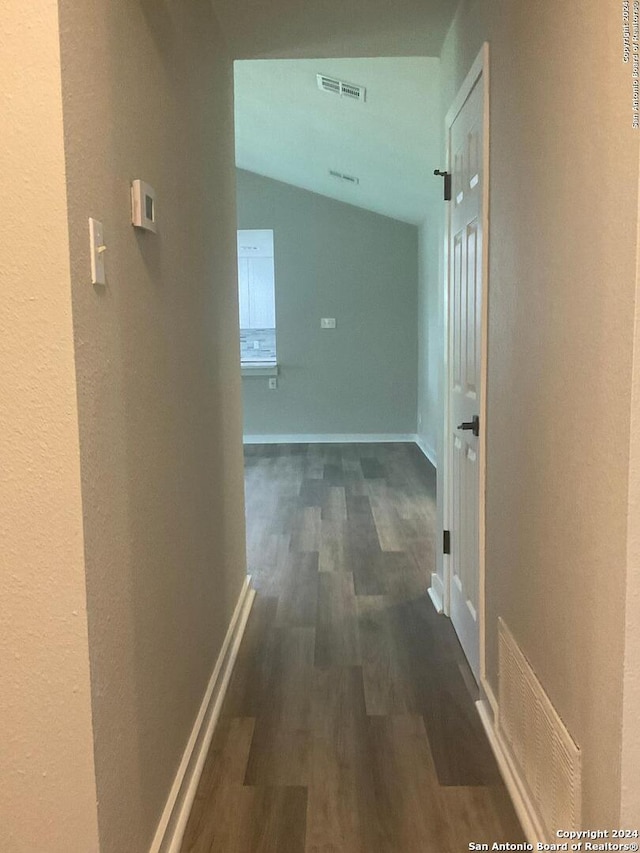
[321,318,336,329]
[253,340,260,349]
[268,377,277,390]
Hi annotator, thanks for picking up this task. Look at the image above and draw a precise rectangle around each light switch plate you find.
[268,377,277,390]
[321,318,336,329]
[89,218,106,285]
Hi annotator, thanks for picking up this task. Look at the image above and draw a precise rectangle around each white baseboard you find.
[427,572,444,613]
[476,698,548,845]
[480,675,499,720]
[243,433,417,445]
[415,434,437,468]
[149,576,256,853]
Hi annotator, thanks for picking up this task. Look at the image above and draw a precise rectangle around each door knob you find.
[457,415,480,437]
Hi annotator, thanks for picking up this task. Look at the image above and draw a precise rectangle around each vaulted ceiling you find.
[234,58,443,224]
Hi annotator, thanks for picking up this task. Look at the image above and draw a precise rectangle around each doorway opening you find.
[232,51,491,686]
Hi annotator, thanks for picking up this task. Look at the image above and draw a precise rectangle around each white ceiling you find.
[234,58,443,224]
[213,0,456,60]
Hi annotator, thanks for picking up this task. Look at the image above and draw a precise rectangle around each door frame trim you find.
[440,42,490,688]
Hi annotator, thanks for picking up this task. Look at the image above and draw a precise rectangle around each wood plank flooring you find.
[182,442,523,852]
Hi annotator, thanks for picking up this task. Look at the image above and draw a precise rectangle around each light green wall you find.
[416,215,442,464]
[237,170,419,437]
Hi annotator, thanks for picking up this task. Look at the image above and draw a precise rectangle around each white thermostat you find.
[131,180,156,232]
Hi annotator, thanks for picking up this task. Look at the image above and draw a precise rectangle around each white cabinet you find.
[237,230,275,330]
[237,256,276,329]
[247,257,275,329]
[238,257,251,329]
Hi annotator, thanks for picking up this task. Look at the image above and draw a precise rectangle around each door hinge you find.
[443,530,451,555]
[433,169,452,202]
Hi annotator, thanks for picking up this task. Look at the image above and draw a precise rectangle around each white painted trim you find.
[441,105,452,618]
[241,363,278,377]
[428,572,444,613]
[478,43,491,687]
[476,699,548,845]
[480,674,499,721]
[441,42,490,679]
[149,577,256,853]
[415,434,437,468]
[243,433,416,445]
[445,45,486,129]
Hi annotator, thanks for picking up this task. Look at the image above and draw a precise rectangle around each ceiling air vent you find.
[317,74,366,102]
[329,170,360,185]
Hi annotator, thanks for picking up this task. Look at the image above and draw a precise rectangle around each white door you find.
[447,70,484,681]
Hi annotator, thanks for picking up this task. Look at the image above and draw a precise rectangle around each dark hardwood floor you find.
[182,442,523,852]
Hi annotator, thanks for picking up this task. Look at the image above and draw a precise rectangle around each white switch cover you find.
[268,377,277,390]
[89,218,106,285]
[321,318,336,329]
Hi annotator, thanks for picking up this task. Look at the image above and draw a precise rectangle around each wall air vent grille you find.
[498,619,582,839]
[329,170,360,185]
[317,74,366,102]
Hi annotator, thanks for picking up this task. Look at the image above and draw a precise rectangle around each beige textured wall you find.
[441,0,639,826]
[57,1,246,850]
[621,160,640,824]
[0,2,100,850]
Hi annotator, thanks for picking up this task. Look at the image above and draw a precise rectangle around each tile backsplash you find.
[240,328,277,363]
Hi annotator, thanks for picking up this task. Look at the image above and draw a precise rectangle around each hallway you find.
[182,443,523,852]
